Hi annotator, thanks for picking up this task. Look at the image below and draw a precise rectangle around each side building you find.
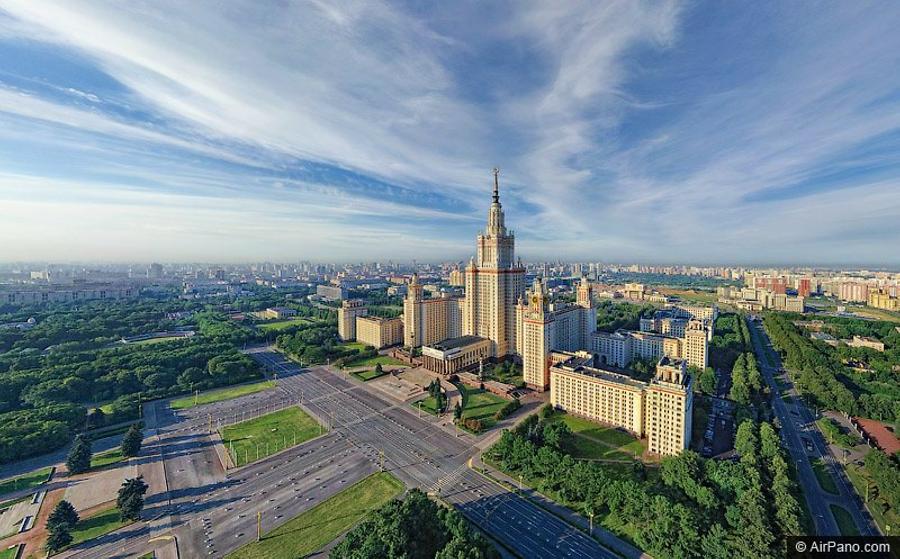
[337,299,368,341]
[592,319,708,371]
[403,273,464,348]
[517,277,596,391]
[550,354,693,456]
[355,316,404,349]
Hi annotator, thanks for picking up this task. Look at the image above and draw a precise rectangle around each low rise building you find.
[868,289,900,311]
[846,335,885,352]
[421,335,492,375]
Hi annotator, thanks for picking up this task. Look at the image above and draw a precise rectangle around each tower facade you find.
[463,169,525,358]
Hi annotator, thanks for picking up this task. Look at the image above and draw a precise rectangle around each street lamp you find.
[589,511,594,536]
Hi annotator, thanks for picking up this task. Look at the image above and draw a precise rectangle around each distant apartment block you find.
[0,285,138,304]
[316,284,347,300]
[868,289,900,311]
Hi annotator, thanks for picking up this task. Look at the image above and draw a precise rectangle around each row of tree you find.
[729,351,764,405]
[864,449,900,514]
[331,488,498,559]
[488,411,802,558]
[764,313,898,422]
[44,475,148,553]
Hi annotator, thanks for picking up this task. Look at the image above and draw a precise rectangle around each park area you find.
[345,354,405,368]
[546,412,645,461]
[170,380,275,410]
[220,407,322,467]
[458,384,509,430]
[225,472,403,559]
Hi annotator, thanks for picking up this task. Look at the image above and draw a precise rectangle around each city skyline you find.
[1,2,899,265]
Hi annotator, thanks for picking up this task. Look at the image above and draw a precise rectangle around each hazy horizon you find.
[1,2,899,264]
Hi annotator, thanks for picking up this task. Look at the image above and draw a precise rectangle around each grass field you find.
[340,341,372,352]
[132,335,186,346]
[811,458,839,494]
[660,288,718,304]
[257,318,313,332]
[846,305,900,323]
[830,504,861,536]
[344,355,406,368]
[221,407,322,467]
[413,396,443,416]
[0,467,52,498]
[225,472,403,559]
[170,381,275,410]
[91,448,126,470]
[69,507,130,547]
[547,413,645,458]
[459,385,508,429]
[352,369,387,381]
[0,545,21,559]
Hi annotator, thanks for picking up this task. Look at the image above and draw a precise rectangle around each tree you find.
[47,499,79,530]
[117,475,149,521]
[45,523,73,552]
[66,434,92,474]
[121,423,143,457]
[699,367,717,395]
[374,363,383,375]
[454,401,463,421]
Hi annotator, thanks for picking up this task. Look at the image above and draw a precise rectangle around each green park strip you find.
[131,336,184,346]
[225,472,404,559]
[829,504,861,536]
[413,396,442,416]
[220,407,322,467]
[90,448,126,470]
[0,545,21,559]
[811,458,839,495]
[845,458,899,535]
[0,466,52,498]
[257,318,313,332]
[68,507,131,548]
[170,381,276,410]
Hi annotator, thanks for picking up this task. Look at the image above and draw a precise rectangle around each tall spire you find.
[492,167,500,205]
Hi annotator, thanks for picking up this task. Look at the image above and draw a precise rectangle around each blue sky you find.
[0,1,898,265]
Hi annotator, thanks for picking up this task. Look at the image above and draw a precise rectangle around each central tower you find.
[463,168,526,357]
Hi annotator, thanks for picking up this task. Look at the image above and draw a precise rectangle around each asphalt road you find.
[60,346,623,559]
[747,317,878,537]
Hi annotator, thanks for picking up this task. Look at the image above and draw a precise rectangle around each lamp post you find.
[589,511,594,536]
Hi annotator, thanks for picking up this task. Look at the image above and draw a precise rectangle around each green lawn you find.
[225,472,404,559]
[413,396,443,416]
[170,381,276,410]
[221,407,322,467]
[459,385,508,429]
[91,448,126,470]
[0,545,21,559]
[830,504,861,536]
[341,341,372,352]
[69,507,130,547]
[353,369,387,381]
[0,467,52,498]
[344,355,405,368]
[257,318,313,332]
[547,413,645,457]
[811,458,839,494]
[132,336,184,346]
[138,553,155,559]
